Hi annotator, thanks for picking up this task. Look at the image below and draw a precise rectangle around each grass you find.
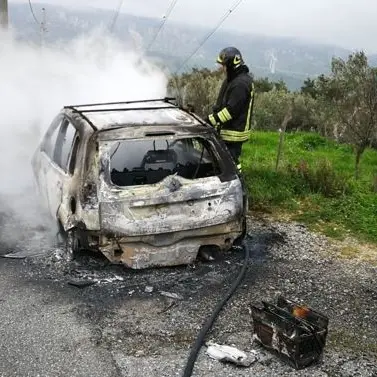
[241,131,377,243]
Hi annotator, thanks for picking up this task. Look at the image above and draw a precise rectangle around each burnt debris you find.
[251,296,329,370]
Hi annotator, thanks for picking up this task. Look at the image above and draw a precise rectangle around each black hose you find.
[182,241,250,377]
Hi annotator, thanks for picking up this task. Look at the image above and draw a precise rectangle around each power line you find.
[174,0,244,74]
[146,0,179,52]
[109,0,124,33]
[28,0,40,26]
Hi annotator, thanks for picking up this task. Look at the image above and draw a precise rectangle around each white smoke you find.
[0,28,167,250]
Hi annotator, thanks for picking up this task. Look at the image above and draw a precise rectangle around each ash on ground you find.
[1,205,376,377]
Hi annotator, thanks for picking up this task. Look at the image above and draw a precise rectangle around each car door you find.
[44,117,78,220]
[57,129,82,231]
[32,114,64,212]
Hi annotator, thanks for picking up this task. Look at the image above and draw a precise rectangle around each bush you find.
[288,159,350,198]
[254,91,319,132]
[254,90,292,131]
[298,134,328,150]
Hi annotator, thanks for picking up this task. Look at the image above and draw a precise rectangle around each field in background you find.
[242,132,377,243]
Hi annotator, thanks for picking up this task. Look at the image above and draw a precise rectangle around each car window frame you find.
[48,115,80,176]
[106,134,223,187]
[40,114,64,160]
[68,134,81,176]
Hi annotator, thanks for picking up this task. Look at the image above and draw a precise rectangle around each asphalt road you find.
[0,257,122,377]
[1,211,377,377]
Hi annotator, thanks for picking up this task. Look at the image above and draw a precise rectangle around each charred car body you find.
[32,98,247,269]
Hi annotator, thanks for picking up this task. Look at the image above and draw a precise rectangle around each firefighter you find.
[205,47,255,172]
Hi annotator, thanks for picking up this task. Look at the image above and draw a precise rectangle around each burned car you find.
[32,98,247,269]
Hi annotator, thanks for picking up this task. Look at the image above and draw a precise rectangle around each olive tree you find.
[317,52,377,178]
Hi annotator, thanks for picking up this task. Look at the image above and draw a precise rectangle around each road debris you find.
[0,252,27,259]
[205,341,257,367]
[67,279,97,288]
[158,301,177,314]
[160,291,183,300]
[251,296,329,370]
[102,275,124,283]
[145,286,154,293]
[0,249,46,259]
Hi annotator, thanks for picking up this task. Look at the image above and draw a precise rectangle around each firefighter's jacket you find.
[208,65,255,143]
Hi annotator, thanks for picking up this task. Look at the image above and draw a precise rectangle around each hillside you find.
[8,2,374,90]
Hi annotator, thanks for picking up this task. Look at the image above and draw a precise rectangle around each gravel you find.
[0,207,376,377]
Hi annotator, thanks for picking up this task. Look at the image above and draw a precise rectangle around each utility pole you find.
[40,7,47,46]
[0,0,8,29]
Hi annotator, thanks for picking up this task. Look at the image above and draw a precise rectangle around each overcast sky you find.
[11,0,377,52]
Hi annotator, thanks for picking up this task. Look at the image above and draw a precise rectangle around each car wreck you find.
[32,98,247,269]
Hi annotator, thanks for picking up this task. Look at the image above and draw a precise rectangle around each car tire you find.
[65,228,80,261]
[233,217,247,247]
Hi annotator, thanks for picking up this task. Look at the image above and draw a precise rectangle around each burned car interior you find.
[109,136,222,186]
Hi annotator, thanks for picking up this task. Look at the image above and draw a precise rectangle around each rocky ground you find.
[0,204,376,377]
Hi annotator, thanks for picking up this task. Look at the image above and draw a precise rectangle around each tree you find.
[301,78,317,98]
[274,79,288,93]
[254,77,288,93]
[253,89,292,131]
[167,68,222,118]
[254,77,274,93]
[317,52,377,178]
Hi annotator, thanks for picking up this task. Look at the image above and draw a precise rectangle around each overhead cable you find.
[146,0,179,52]
[28,0,40,26]
[174,0,244,74]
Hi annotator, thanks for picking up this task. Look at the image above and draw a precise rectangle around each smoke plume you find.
[0,28,167,251]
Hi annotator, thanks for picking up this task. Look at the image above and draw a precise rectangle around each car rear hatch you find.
[97,132,244,237]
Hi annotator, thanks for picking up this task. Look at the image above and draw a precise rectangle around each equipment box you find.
[251,296,329,370]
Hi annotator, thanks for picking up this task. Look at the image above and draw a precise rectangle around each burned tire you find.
[233,216,247,247]
[56,220,80,259]
[65,229,80,261]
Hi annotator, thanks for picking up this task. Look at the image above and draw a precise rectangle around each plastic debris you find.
[205,342,257,367]
[102,275,124,283]
[0,249,46,259]
[0,252,27,259]
[160,291,183,300]
[145,286,154,293]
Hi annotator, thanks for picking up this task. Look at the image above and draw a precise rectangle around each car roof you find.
[63,98,204,131]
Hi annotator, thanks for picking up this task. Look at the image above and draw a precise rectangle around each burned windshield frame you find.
[107,136,222,187]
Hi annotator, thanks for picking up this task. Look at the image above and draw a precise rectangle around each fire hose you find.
[182,240,250,377]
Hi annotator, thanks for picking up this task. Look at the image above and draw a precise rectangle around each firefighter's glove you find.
[206,114,221,131]
[205,118,219,133]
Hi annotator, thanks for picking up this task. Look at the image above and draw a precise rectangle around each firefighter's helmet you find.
[216,47,244,69]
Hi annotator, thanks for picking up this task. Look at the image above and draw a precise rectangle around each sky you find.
[10,0,377,52]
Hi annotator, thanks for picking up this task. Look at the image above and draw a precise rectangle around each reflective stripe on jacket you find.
[208,65,255,142]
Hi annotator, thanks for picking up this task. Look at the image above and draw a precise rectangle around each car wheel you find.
[233,217,247,247]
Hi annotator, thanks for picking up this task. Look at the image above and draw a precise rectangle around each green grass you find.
[241,131,377,243]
